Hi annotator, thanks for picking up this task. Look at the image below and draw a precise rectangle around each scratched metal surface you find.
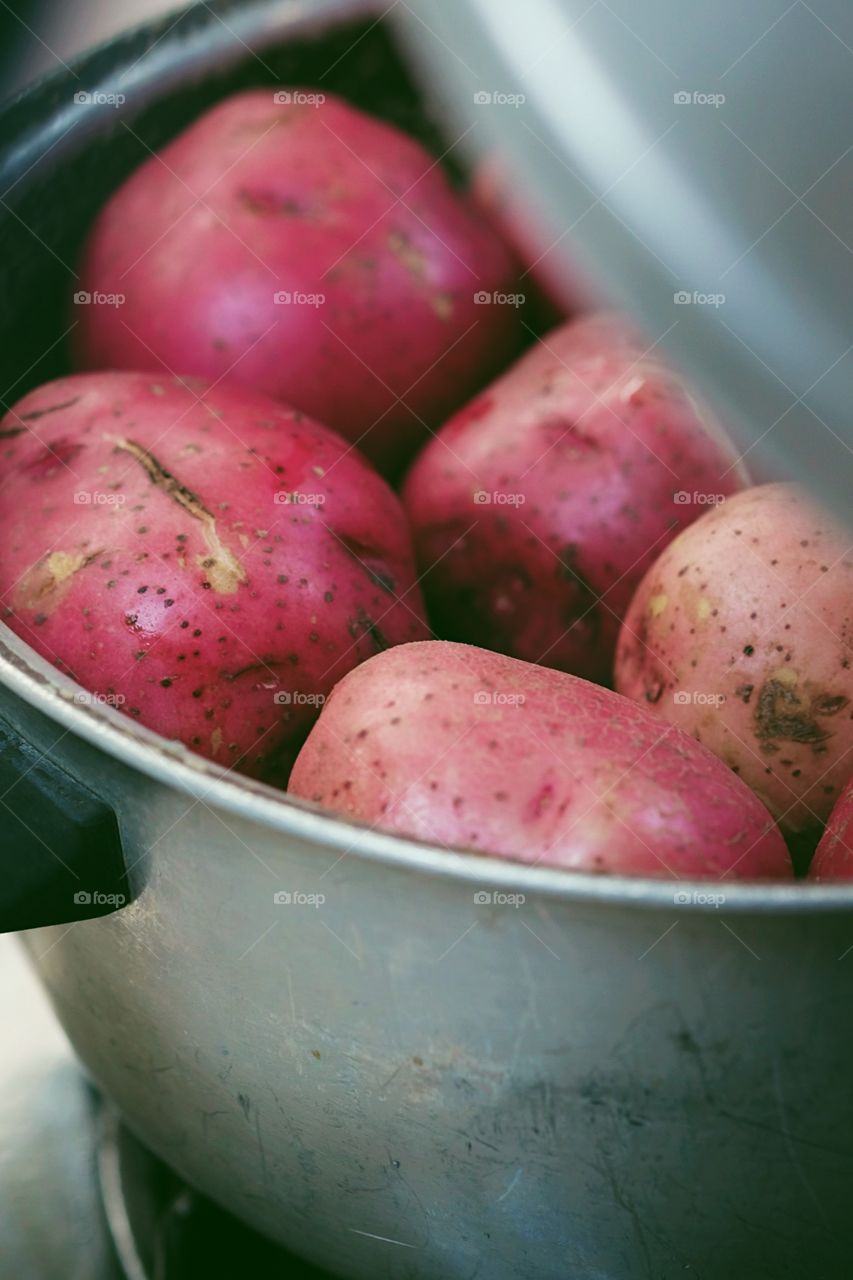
[0,935,118,1280]
[0,936,330,1279]
[24,795,853,1280]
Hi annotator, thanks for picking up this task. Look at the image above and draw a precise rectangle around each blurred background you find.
[0,0,175,97]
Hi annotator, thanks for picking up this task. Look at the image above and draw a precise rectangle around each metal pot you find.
[2,3,853,1277]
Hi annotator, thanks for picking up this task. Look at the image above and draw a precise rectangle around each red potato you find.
[288,641,791,879]
[0,372,428,783]
[402,313,748,683]
[809,778,853,879]
[73,89,520,476]
[614,483,853,836]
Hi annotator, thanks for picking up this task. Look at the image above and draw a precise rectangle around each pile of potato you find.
[2,89,850,880]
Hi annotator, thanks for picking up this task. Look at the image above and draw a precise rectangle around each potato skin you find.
[614,483,853,835]
[73,90,519,475]
[810,779,853,879]
[288,641,790,879]
[0,373,428,783]
[402,313,746,682]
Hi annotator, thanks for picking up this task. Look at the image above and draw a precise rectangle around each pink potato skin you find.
[810,778,853,879]
[73,90,520,476]
[0,373,428,783]
[614,483,853,836]
[402,313,748,683]
[288,641,790,879]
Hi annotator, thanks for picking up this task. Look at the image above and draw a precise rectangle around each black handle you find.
[0,714,131,932]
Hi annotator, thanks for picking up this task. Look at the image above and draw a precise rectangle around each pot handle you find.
[0,713,131,932]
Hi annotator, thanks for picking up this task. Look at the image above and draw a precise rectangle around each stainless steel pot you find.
[2,3,853,1278]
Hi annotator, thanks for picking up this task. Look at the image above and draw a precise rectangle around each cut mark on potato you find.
[541,414,601,454]
[16,548,102,611]
[46,551,93,586]
[112,436,246,594]
[225,659,287,681]
[336,533,397,594]
[194,546,245,595]
[348,606,388,654]
[0,398,84,442]
[112,436,210,517]
[19,396,80,423]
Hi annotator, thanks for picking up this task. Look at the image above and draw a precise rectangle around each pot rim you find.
[2,624,848,912]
